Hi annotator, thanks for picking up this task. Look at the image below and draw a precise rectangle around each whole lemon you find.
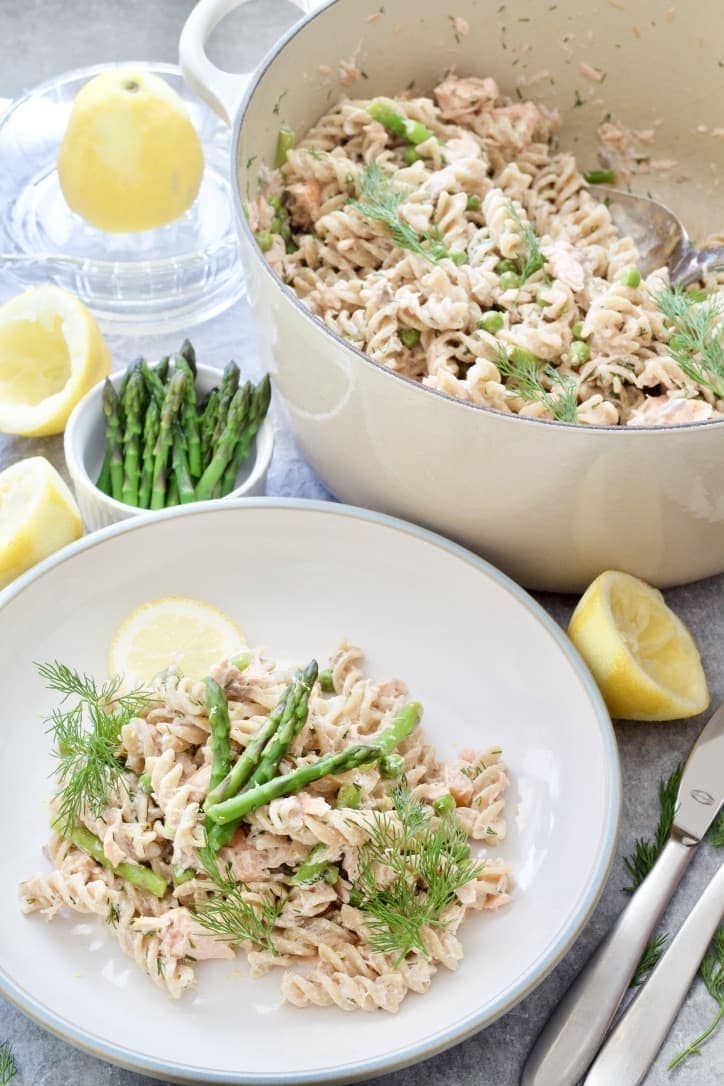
[58,69,204,233]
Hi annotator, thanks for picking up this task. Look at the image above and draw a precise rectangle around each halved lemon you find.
[0,286,110,436]
[568,570,709,721]
[109,596,246,684]
[0,457,83,589]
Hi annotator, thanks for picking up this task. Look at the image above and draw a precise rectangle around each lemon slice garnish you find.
[0,457,83,589]
[568,570,709,721]
[109,596,246,684]
[0,285,110,436]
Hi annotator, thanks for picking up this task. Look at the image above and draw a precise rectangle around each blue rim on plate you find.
[0,498,621,1085]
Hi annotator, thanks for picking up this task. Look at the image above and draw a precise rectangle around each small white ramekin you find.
[64,362,274,531]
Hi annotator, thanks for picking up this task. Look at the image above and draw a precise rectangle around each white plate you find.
[0,500,619,1084]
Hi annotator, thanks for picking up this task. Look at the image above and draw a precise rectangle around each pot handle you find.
[180,0,326,125]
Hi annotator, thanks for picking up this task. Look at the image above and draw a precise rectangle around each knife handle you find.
[584,861,724,1086]
[521,835,695,1086]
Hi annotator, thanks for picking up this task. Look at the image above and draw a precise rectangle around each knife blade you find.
[521,704,724,1086]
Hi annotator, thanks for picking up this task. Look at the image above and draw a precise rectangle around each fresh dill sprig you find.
[493,344,578,422]
[709,809,724,849]
[37,662,150,835]
[669,927,724,1069]
[194,837,282,954]
[630,932,668,987]
[353,786,484,964]
[349,164,453,264]
[623,765,681,893]
[0,1042,16,1086]
[506,199,546,284]
[652,284,724,398]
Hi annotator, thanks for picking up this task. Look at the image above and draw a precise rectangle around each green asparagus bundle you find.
[94,343,271,510]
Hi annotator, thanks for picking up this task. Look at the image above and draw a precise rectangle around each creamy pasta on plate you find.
[21,642,511,1011]
[251,75,723,426]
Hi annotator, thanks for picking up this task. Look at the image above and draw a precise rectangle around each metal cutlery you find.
[521,704,724,1086]
[584,861,724,1085]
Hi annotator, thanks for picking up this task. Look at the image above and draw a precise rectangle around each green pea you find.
[267,194,283,212]
[570,340,591,364]
[572,321,586,340]
[336,783,362,809]
[231,652,251,671]
[450,251,467,266]
[318,668,335,693]
[583,168,616,185]
[619,267,642,288]
[466,194,482,212]
[433,793,455,816]
[400,328,422,349]
[379,753,405,779]
[256,230,274,253]
[686,287,708,302]
[477,311,504,333]
[510,346,539,367]
[499,270,521,291]
[348,889,363,907]
[402,146,421,165]
[495,258,518,275]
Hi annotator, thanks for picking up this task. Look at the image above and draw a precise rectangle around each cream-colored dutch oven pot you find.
[180,0,724,592]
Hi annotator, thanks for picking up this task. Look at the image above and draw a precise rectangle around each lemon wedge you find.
[0,457,83,589]
[58,69,204,232]
[109,596,246,684]
[0,286,110,436]
[568,570,709,721]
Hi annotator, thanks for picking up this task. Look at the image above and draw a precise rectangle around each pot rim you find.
[230,0,723,437]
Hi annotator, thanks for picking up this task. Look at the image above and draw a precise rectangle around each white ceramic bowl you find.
[64,362,274,530]
[0,500,619,1084]
[180,0,724,592]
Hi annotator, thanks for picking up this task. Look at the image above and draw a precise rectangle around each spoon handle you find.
[521,836,695,1086]
[671,245,724,286]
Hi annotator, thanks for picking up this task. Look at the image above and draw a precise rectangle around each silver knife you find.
[521,704,724,1086]
[584,860,724,1085]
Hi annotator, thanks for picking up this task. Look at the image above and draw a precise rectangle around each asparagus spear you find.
[137,399,160,509]
[150,369,187,511]
[154,356,170,383]
[179,338,197,376]
[205,667,305,809]
[166,475,180,507]
[195,384,251,501]
[121,369,146,506]
[367,99,433,145]
[140,358,166,406]
[206,702,422,825]
[102,379,124,501]
[96,451,111,494]
[249,660,318,788]
[220,375,272,495]
[275,125,295,167]
[200,387,220,468]
[172,429,196,504]
[205,678,232,793]
[290,843,336,885]
[64,823,167,898]
[118,356,142,400]
[172,354,202,479]
[211,362,241,449]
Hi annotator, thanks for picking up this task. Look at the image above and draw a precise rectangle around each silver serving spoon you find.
[592,185,724,285]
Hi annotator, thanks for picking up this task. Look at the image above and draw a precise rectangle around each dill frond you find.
[349,164,453,264]
[37,661,150,835]
[353,785,484,963]
[652,285,724,398]
[506,200,546,284]
[0,1042,16,1086]
[623,765,681,893]
[194,835,282,954]
[493,345,578,422]
[630,932,668,987]
[669,927,724,1069]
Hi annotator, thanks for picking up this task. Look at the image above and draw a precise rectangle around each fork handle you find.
[521,836,695,1086]
[584,861,724,1085]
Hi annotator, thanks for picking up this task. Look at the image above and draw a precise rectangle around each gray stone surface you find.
[0,2,722,1083]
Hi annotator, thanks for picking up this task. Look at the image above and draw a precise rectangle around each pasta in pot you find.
[20,642,512,1010]
[252,75,723,427]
